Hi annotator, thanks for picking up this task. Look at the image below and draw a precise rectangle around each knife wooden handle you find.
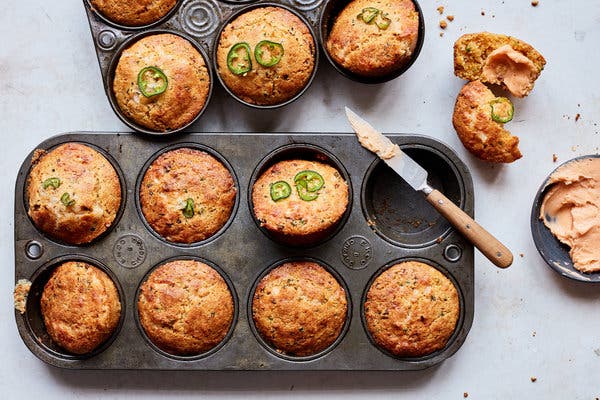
[426,189,513,268]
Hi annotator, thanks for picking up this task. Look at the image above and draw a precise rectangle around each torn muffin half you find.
[454,32,546,97]
[452,81,521,163]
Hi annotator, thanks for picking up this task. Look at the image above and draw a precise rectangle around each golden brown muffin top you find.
[252,159,348,237]
[364,261,459,358]
[326,0,419,77]
[216,6,315,106]
[26,142,122,244]
[252,261,348,357]
[113,33,210,132]
[41,261,121,355]
[452,81,521,163]
[137,259,234,356]
[454,32,546,97]
[91,0,177,27]
[140,148,236,244]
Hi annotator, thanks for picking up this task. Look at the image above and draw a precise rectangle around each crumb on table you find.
[531,376,537,382]
[447,15,454,21]
[575,113,581,122]
[439,20,447,29]
[531,1,539,6]
[437,6,444,14]
[553,154,558,162]
[463,393,469,398]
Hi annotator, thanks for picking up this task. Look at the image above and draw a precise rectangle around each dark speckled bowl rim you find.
[530,154,600,283]
[106,29,214,136]
[319,0,425,84]
[212,2,320,109]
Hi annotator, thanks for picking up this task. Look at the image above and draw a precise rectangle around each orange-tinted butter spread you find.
[482,44,538,97]
[540,158,600,273]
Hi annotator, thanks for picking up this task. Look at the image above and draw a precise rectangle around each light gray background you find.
[1,0,599,398]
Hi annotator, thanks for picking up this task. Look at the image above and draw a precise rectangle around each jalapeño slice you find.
[182,198,194,219]
[254,40,284,67]
[137,66,168,97]
[490,97,514,123]
[227,42,252,75]
[270,181,291,201]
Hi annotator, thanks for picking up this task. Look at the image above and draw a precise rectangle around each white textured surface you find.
[2,1,600,399]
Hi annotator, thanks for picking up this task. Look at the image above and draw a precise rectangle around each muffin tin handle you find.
[426,189,513,268]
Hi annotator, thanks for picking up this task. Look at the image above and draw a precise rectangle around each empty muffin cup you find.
[362,258,463,359]
[320,0,425,84]
[361,143,465,248]
[249,143,352,247]
[136,143,239,246]
[249,257,351,360]
[213,3,319,108]
[23,256,125,360]
[108,30,213,135]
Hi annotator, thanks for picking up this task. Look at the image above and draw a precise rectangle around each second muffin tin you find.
[14,132,473,370]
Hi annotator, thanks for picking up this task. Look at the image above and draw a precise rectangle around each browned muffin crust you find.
[252,261,348,357]
[113,33,210,132]
[252,160,348,244]
[364,261,459,358]
[140,148,236,244]
[91,0,177,27]
[454,32,546,97]
[41,261,121,354]
[137,259,234,355]
[326,0,419,77]
[452,81,521,163]
[26,143,122,245]
[216,6,315,106]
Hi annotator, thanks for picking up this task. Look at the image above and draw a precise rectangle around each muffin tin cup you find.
[319,0,426,84]
[14,132,473,370]
[247,256,352,362]
[247,143,353,247]
[22,254,126,361]
[361,257,466,362]
[531,154,600,283]
[212,2,320,109]
[106,29,214,136]
[83,0,425,132]
[134,255,240,361]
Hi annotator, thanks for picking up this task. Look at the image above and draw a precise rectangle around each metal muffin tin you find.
[14,132,474,370]
[83,0,425,132]
[531,154,600,283]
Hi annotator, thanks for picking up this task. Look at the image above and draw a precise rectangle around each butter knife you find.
[345,107,512,268]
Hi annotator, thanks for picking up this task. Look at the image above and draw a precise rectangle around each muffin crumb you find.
[531,1,539,6]
[447,15,454,22]
[575,113,581,122]
[439,20,448,29]
[13,279,32,314]
[519,253,524,258]
[463,393,469,398]
[552,154,558,162]
[530,376,537,382]
[437,6,444,14]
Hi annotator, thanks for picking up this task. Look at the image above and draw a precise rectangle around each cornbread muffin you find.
[216,6,315,106]
[452,81,521,163]
[252,159,349,244]
[252,261,348,356]
[40,261,121,354]
[26,143,122,244]
[137,259,234,355]
[326,0,420,77]
[364,261,459,358]
[90,0,177,26]
[113,33,210,132]
[454,32,546,97]
[139,148,236,244]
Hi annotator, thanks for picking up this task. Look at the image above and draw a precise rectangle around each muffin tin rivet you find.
[98,30,117,50]
[180,0,220,38]
[444,244,462,263]
[25,240,43,260]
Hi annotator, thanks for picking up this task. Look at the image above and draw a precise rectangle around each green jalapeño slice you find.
[137,66,168,97]
[60,192,75,207]
[294,170,324,201]
[227,42,252,75]
[254,40,284,67]
[270,181,291,201]
[42,177,61,189]
[182,198,194,219]
[357,7,380,23]
[490,97,514,123]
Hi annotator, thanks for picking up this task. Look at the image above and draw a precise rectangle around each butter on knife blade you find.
[354,122,400,160]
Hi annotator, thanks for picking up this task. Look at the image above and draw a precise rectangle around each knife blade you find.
[345,107,513,268]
